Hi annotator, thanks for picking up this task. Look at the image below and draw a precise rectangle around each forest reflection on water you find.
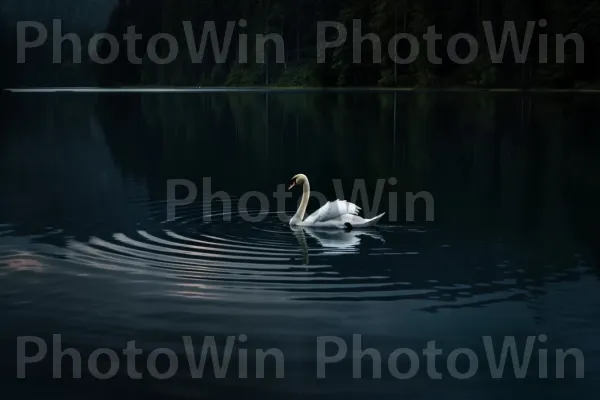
[0,90,599,399]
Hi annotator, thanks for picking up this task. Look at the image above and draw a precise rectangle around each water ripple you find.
[0,205,596,308]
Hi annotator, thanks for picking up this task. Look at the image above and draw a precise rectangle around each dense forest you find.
[93,0,600,88]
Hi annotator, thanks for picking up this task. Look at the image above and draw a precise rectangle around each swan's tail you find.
[364,212,385,226]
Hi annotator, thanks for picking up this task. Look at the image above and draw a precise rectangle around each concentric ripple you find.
[60,212,409,302]
[0,202,596,307]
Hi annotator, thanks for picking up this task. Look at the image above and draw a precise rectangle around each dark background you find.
[1,0,599,89]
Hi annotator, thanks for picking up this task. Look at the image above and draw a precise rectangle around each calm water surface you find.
[1,91,599,399]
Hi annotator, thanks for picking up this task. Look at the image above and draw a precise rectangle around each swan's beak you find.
[288,182,296,190]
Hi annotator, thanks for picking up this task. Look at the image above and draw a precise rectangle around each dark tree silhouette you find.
[95,0,600,88]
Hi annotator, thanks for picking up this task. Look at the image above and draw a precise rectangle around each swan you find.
[287,174,385,229]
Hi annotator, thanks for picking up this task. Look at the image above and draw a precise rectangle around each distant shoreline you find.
[5,86,600,94]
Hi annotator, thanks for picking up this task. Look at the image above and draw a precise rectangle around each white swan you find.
[287,174,385,229]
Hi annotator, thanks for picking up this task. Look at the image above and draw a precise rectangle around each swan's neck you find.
[291,181,310,224]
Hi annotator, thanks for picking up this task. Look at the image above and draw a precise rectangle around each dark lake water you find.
[1,90,599,399]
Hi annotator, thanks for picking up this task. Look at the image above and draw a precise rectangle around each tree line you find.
[91,0,600,88]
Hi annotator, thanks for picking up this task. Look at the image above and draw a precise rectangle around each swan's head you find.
[288,174,307,190]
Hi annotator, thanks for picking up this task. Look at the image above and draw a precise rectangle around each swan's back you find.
[302,200,361,224]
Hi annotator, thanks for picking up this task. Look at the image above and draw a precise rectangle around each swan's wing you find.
[303,200,361,224]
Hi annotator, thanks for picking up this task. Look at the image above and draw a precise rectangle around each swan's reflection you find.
[291,226,385,264]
